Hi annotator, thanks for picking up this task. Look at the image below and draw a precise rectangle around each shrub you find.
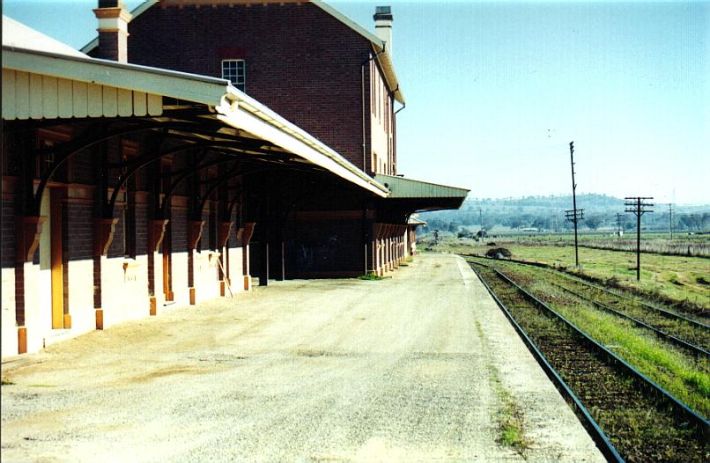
[486,247,512,259]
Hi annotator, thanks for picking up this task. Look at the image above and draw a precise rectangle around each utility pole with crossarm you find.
[616,213,624,238]
[625,197,654,281]
[567,141,583,267]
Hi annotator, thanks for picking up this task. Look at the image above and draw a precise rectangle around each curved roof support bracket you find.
[32,120,173,215]
[106,141,210,216]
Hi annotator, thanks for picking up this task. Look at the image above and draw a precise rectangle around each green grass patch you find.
[493,379,531,454]
[500,418,525,447]
[535,283,710,418]
[476,321,532,455]
[437,236,710,309]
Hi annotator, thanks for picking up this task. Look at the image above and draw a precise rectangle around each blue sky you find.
[4,1,709,204]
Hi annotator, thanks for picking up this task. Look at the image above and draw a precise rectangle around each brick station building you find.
[83,0,469,280]
[1,1,467,358]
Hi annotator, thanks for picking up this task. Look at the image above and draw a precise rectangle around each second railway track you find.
[549,280,709,357]
[470,260,708,463]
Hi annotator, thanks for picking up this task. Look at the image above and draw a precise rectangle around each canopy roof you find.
[375,174,469,212]
[4,15,467,213]
[2,15,388,197]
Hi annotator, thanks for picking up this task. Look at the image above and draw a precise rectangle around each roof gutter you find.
[371,43,404,104]
[395,100,406,115]
[361,46,386,172]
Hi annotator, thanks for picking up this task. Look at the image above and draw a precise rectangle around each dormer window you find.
[222,59,246,93]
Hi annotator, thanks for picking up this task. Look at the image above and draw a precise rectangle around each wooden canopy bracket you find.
[94,218,119,256]
[217,221,234,248]
[16,216,47,263]
[148,219,169,253]
[188,220,206,250]
[237,222,256,247]
[373,223,385,240]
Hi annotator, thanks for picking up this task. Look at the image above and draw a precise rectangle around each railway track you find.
[468,255,709,355]
[468,254,709,323]
[470,261,709,463]
[549,281,709,357]
[550,268,709,328]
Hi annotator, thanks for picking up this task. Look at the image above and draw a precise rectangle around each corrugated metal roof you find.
[2,16,389,197]
[2,68,164,120]
[3,47,231,106]
[374,174,469,199]
[3,15,89,58]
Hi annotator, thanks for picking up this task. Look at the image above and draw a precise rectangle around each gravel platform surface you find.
[1,253,605,462]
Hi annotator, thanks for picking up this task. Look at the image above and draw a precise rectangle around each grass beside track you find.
[475,320,532,455]
[472,262,707,462]
[473,257,710,419]
[432,238,709,310]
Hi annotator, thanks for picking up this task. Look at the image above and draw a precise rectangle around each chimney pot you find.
[373,6,393,56]
[98,0,123,7]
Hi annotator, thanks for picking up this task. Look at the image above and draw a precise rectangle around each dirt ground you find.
[1,253,605,463]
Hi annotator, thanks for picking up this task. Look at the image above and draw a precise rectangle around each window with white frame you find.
[221,59,246,92]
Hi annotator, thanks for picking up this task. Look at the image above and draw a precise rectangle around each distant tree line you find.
[420,194,710,234]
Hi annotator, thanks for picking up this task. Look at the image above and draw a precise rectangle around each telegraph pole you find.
[565,208,584,265]
[567,141,583,267]
[616,213,624,238]
[668,203,674,240]
[625,197,654,281]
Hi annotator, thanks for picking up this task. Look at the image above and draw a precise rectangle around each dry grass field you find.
[428,235,710,311]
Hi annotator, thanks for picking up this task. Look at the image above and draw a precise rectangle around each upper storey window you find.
[222,59,246,93]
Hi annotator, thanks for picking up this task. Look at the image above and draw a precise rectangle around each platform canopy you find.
[374,174,469,212]
[2,15,389,198]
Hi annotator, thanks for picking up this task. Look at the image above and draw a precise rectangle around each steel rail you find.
[469,262,625,463]
[552,271,709,329]
[549,281,709,357]
[474,260,710,437]
[467,254,708,328]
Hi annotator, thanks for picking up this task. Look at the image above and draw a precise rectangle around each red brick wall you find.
[285,219,364,277]
[124,3,372,169]
[64,202,94,261]
[1,196,15,268]
[135,203,148,255]
[171,206,188,253]
[69,150,95,185]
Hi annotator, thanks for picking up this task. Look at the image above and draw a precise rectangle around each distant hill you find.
[419,194,709,234]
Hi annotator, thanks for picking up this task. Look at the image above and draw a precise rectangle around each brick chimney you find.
[373,6,393,57]
[93,0,132,63]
